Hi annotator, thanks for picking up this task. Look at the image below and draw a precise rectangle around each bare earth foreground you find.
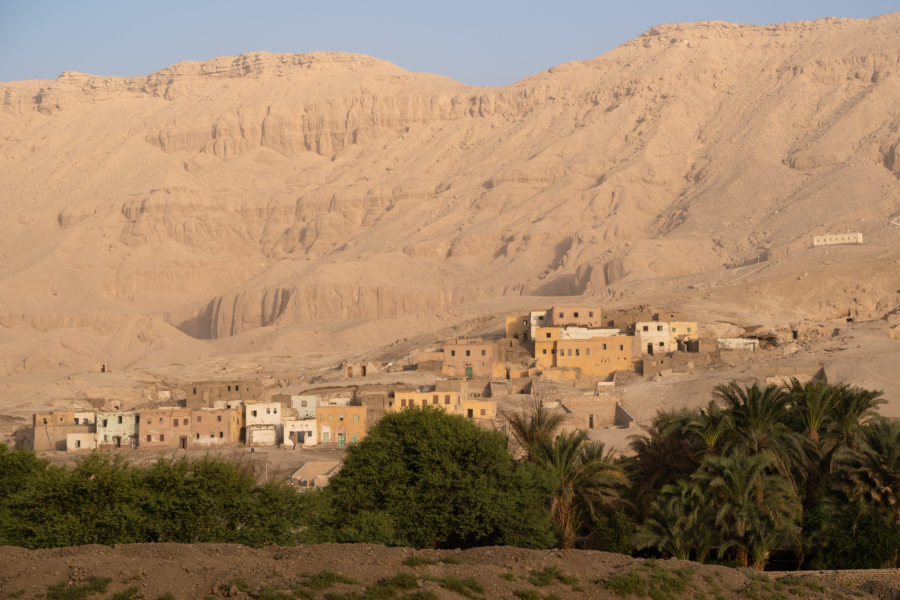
[0,543,894,600]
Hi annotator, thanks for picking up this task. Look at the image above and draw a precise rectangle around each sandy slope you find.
[1,14,899,423]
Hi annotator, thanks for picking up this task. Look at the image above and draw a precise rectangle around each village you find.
[30,303,818,486]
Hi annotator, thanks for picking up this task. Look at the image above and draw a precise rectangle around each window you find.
[339,414,344,421]
[687,327,692,332]
[183,419,188,426]
[319,414,325,421]
[117,416,123,424]
[421,399,427,407]
[586,348,590,356]
[567,349,572,356]
[251,410,257,417]
[445,394,450,404]
[466,349,471,356]
[481,349,486,356]
[322,432,330,443]
[589,311,594,317]
[74,418,80,425]
[146,418,151,424]
[102,419,108,427]
[657,325,663,331]
[174,419,179,427]
[235,385,239,392]
[672,327,677,333]
[574,312,579,318]
[401,399,407,407]
[352,434,358,444]
[266,408,271,414]
[575,349,580,356]
[273,408,277,414]
[301,400,307,407]
[480,409,486,416]
[450,350,456,356]
[328,415,333,421]
[542,349,547,354]
[433,395,438,404]
[353,414,359,422]
[159,417,163,424]
[42,417,48,424]
[217,415,222,422]
[619,345,624,351]
[659,341,665,347]
[227,385,231,391]
[197,416,202,423]
[522,319,527,325]
[558,312,564,318]
[219,432,223,438]
[160,434,165,442]
[546,332,551,338]
[195,433,199,440]
[146,435,151,442]
[193,387,197,394]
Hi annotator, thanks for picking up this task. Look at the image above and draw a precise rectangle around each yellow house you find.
[463,399,497,420]
[388,390,462,412]
[316,405,366,446]
[505,315,531,341]
[555,337,633,377]
[669,321,699,350]
[534,327,562,368]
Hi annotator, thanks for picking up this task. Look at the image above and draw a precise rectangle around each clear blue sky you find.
[0,1,897,85]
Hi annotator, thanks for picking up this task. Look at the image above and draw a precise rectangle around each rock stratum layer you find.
[2,14,900,373]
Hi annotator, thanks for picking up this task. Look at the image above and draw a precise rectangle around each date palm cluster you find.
[507,379,900,569]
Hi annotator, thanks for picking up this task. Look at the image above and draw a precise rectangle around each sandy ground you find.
[0,543,889,600]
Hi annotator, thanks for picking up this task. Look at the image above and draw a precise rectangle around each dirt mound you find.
[0,543,882,599]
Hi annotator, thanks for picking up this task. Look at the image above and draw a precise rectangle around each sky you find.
[0,1,897,86]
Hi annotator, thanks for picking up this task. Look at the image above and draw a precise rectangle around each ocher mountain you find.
[1,13,899,377]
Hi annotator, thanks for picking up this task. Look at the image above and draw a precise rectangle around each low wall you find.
[767,570,900,589]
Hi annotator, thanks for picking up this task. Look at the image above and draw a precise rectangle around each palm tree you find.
[714,381,806,488]
[626,410,703,517]
[688,401,733,456]
[694,452,801,569]
[633,479,716,562]
[826,385,885,452]
[504,395,564,462]
[529,432,628,548]
[833,419,900,525]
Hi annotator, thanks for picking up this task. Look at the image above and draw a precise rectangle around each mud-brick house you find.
[442,338,496,378]
[32,411,95,451]
[316,405,366,446]
[668,321,699,352]
[388,389,463,413]
[139,407,191,449]
[636,321,671,355]
[245,401,283,446]
[186,380,262,409]
[505,315,532,341]
[97,411,140,450]
[548,306,603,328]
[190,408,242,447]
[284,419,317,447]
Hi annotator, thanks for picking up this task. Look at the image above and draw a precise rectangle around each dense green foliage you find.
[626,380,899,569]
[313,407,557,548]
[0,449,310,548]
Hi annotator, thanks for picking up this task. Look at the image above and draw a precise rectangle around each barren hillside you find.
[1,14,899,391]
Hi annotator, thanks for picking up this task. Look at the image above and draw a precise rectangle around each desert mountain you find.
[1,14,900,378]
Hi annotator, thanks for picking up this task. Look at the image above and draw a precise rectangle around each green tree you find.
[833,419,900,525]
[321,407,557,549]
[529,432,627,548]
[694,452,801,569]
[633,479,716,562]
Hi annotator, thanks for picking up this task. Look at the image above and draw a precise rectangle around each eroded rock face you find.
[1,15,900,355]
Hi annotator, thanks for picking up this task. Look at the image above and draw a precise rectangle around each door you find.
[180,436,187,449]
[465,366,473,378]
[467,409,473,418]
[647,343,653,355]
[337,433,346,447]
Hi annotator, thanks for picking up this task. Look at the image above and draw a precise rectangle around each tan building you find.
[186,380,262,408]
[33,412,94,452]
[442,339,496,378]
[537,332,634,378]
[190,408,242,447]
[316,405,366,446]
[505,315,531,341]
[636,321,671,355]
[669,321,699,351]
[389,390,462,412]
[139,408,191,449]
[462,399,497,420]
[548,306,602,328]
